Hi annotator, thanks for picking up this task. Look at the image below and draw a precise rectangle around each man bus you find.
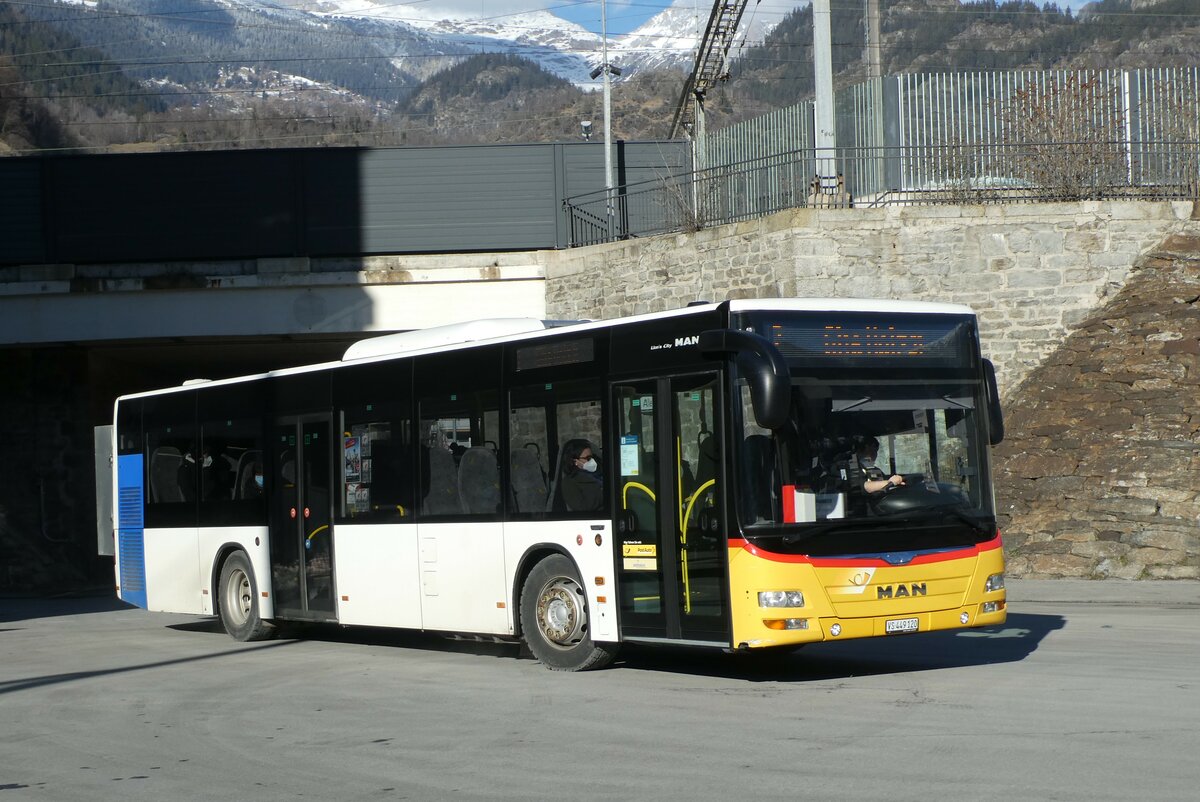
[105,298,1007,671]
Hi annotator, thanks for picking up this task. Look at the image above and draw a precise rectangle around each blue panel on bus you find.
[117,454,147,609]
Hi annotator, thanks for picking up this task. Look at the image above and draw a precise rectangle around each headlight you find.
[985,573,1005,592]
[758,590,805,608]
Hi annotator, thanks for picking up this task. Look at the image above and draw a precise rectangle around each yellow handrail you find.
[621,481,656,508]
[682,479,716,538]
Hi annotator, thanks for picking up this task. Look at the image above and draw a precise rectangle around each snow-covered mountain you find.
[244,0,804,86]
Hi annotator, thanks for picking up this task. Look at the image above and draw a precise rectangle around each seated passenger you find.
[856,436,905,494]
[560,439,604,512]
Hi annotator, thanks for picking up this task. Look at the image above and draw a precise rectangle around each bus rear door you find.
[269,414,337,621]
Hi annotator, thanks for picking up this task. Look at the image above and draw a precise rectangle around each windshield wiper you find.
[929,506,994,537]
[779,519,879,545]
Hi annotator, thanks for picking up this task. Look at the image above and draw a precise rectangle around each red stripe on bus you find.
[728,532,1002,566]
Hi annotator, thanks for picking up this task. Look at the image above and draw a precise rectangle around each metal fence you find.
[563,67,1200,246]
[565,150,820,247]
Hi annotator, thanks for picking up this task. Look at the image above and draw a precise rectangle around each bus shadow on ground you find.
[615,612,1065,681]
[167,617,527,661]
[166,611,1062,680]
[0,594,131,625]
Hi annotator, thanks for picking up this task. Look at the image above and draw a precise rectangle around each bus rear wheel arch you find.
[519,553,616,671]
[217,550,276,642]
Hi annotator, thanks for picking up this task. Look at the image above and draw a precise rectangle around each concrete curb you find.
[1007,578,1200,606]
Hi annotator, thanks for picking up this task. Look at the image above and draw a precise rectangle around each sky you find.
[416,1,1099,37]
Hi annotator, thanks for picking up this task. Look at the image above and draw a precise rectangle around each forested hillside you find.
[1,0,1196,153]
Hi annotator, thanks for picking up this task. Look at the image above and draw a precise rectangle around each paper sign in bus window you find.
[344,437,361,481]
[620,435,640,476]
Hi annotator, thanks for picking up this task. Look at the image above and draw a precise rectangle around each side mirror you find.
[699,329,790,430]
[983,359,1004,445]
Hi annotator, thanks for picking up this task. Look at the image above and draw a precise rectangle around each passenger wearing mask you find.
[559,439,603,512]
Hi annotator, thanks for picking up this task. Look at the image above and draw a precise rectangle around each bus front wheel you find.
[520,554,616,671]
[218,551,275,642]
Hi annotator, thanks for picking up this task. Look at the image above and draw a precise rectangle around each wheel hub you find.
[537,580,585,646]
[225,568,251,626]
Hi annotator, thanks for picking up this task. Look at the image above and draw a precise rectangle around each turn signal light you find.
[763,618,809,630]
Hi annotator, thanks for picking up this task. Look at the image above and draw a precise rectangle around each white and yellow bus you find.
[107,298,1007,670]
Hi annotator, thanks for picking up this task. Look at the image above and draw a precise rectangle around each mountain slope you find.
[3,0,1197,152]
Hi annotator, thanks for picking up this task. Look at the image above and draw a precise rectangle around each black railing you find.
[564,140,1200,247]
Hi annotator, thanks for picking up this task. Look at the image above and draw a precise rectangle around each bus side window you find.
[508,392,551,516]
[143,392,197,528]
[419,390,500,518]
[333,361,414,524]
[337,412,413,522]
[552,385,605,516]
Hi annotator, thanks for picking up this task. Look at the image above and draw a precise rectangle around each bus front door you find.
[612,375,729,646]
[270,415,337,621]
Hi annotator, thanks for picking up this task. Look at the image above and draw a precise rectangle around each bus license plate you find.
[885,617,919,634]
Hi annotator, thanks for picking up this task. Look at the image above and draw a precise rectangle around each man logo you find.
[877,583,927,599]
[674,335,699,347]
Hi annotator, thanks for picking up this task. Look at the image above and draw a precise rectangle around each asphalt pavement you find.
[1,579,1198,800]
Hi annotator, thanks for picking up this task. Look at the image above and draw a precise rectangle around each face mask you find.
[202,455,213,469]
[581,458,598,473]
[254,474,264,489]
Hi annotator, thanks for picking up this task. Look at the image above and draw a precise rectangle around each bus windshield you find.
[728,308,996,557]
[736,374,996,555]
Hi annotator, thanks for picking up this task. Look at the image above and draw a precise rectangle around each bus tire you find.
[520,554,616,671]
[218,551,275,642]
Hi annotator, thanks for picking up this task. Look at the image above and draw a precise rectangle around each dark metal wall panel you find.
[48,150,299,264]
[0,159,46,267]
[559,140,692,198]
[0,140,690,266]
[359,145,559,253]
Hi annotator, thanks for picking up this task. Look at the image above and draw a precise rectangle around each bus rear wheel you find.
[521,554,616,671]
[218,551,275,642]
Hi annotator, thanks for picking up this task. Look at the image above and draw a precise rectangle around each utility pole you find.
[590,0,622,222]
[813,0,837,191]
[601,0,613,198]
[866,0,885,185]
[866,0,882,82]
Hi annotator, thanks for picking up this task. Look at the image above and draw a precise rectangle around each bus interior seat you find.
[149,446,185,503]
[509,445,547,514]
[458,447,500,514]
[367,440,410,516]
[696,435,717,488]
[684,434,719,527]
[622,482,656,538]
[234,450,261,499]
[547,438,587,513]
[422,446,461,515]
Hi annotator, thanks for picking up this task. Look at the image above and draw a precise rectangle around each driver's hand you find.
[889,475,905,487]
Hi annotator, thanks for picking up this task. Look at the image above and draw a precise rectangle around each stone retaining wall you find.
[544,201,1199,394]
[993,234,1200,579]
